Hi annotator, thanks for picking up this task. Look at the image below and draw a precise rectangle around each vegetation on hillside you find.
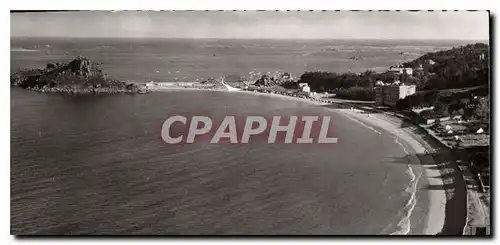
[404,43,489,90]
[291,43,491,138]
[296,43,489,102]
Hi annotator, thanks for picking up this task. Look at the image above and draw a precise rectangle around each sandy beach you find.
[336,109,448,235]
[227,89,455,235]
[148,86,227,92]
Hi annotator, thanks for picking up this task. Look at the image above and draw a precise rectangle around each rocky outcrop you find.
[11,56,139,95]
[254,72,297,88]
[200,78,226,89]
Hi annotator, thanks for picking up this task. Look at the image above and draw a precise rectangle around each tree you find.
[420,109,438,120]
[401,69,409,84]
[396,97,411,111]
[335,87,375,101]
[405,43,489,90]
[473,97,489,123]
[434,101,449,117]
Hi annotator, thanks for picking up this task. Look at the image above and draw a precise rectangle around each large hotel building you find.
[375,84,417,107]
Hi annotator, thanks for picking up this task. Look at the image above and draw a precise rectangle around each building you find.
[298,83,311,92]
[145,81,157,88]
[302,84,311,93]
[375,84,417,107]
[387,67,413,76]
[424,116,450,125]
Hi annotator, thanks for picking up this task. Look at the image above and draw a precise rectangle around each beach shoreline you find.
[219,88,454,235]
[335,109,449,235]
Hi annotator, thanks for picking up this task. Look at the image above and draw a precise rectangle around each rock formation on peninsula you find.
[11,56,140,95]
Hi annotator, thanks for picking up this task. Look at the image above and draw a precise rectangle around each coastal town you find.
[11,42,490,235]
[10,8,494,237]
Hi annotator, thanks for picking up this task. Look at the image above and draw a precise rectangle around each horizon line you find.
[10,36,489,41]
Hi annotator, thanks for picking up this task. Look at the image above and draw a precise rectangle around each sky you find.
[10,11,490,40]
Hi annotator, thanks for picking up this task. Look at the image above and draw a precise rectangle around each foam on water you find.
[339,111,423,235]
[390,138,423,235]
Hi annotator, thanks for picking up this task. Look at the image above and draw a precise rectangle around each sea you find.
[10,38,476,235]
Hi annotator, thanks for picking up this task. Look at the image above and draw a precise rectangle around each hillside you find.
[294,43,489,101]
[405,43,488,69]
[404,43,489,90]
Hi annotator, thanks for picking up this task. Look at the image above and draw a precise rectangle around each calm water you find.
[11,38,471,83]
[10,38,464,234]
[11,89,418,234]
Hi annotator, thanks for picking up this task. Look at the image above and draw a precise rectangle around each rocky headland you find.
[11,56,143,95]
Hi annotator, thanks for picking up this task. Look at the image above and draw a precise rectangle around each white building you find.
[145,81,157,88]
[388,67,413,76]
[375,84,417,107]
[302,84,311,93]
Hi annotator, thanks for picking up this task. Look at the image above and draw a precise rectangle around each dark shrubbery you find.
[420,109,441,120]
[297,70,390,93]
[334,87,375,101]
